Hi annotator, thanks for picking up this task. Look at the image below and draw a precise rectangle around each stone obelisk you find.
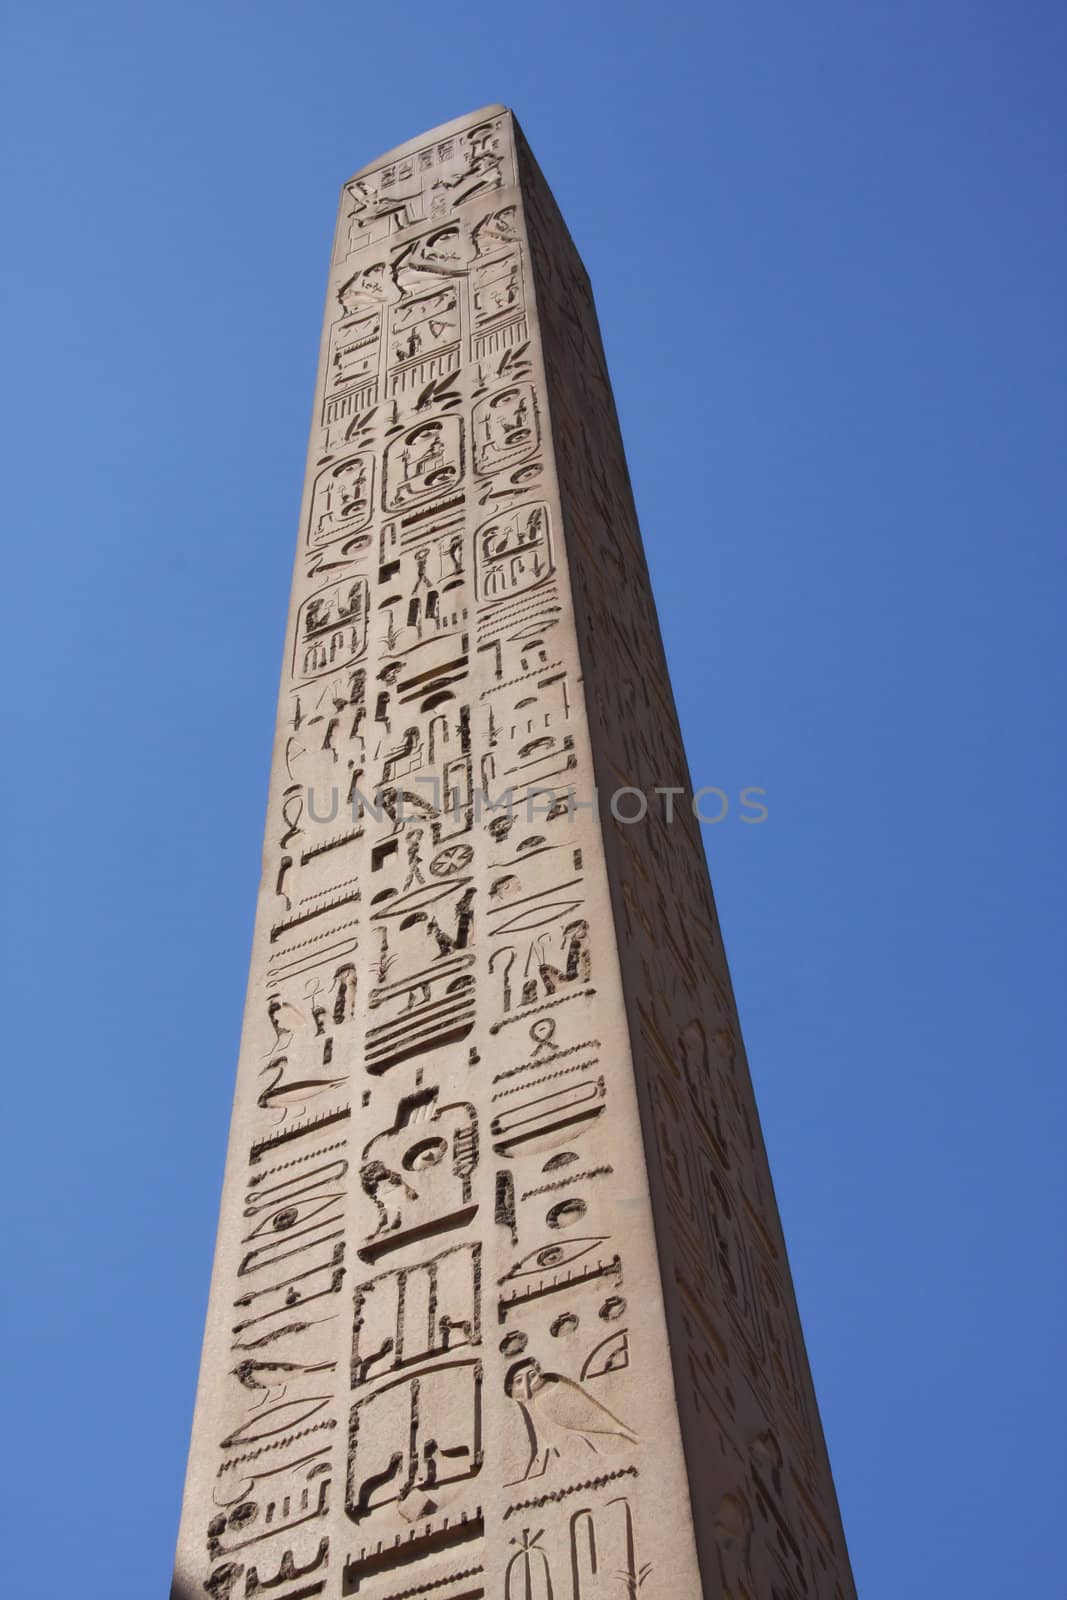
[172,107,856,1600]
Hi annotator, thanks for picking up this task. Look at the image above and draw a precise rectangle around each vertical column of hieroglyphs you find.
[317,109,702,1600]
[512,128,857,1599]
[332,114,500,1600]
[172,112,503,1600]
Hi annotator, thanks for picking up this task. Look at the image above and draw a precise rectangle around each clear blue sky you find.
[3,3,1064,1595]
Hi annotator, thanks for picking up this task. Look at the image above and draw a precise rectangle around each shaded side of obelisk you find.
[511,120,857,1597]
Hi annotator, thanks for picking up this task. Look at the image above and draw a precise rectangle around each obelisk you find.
[172,107,856,1600]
